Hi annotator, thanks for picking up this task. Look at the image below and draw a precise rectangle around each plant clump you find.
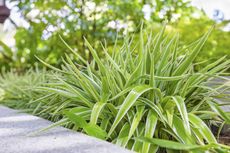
[1,25,230,152]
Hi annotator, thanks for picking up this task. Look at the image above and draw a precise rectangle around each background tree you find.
[0,0,229,71]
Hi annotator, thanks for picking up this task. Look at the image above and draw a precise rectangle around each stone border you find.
[0,106,133,153]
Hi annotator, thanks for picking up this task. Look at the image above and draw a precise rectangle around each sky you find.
[192,0,230,31]
[0,0,230,46]
[192,0,230,20]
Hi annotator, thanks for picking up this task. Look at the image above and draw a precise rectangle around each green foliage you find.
[0,40,14,70]
[1,0,229,72]
[1,0,198,70]
[0,69,67,121]
[169,17,230,68]
[1,27,230,152]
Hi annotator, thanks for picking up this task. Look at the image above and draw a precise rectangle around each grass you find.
[1,25,230,152]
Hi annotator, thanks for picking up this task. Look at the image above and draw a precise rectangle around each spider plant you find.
[0,70,66,122]
[1,25,230,152]
[36,25,230,152]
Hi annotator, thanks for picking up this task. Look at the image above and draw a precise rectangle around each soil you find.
[219,133,230,145]
[211,125,230,145]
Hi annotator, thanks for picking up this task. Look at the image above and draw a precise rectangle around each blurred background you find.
[0,0,229,71]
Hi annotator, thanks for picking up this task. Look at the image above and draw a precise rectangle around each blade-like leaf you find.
[108,85,152,136]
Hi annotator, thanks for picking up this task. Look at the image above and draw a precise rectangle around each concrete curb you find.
[0,106,133,153]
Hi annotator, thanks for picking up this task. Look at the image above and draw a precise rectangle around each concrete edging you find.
[0,106,133,153]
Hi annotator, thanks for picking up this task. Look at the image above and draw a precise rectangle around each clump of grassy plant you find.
[0,70,66,122]
[0,70,46,109]
[39,25,230,152]
[1,25,230,152]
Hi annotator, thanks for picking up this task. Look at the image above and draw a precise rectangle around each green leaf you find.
[142,110,158,153]
[84,38,106,74]
[84,123,108,140]
[124,106,145,146]
[174,27,213,75]
[208,101,230,124]
[59,35,87,64]
[65,111,107,139]
[171,96,191,135]
[108,85,153,137]
[136,137,209,150]
[188,113,217,143]
[116,122,130,146]
[90,102,106,124]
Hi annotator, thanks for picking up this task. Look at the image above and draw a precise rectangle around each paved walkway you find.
[209,76,230,112]
[0,106,133,153]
